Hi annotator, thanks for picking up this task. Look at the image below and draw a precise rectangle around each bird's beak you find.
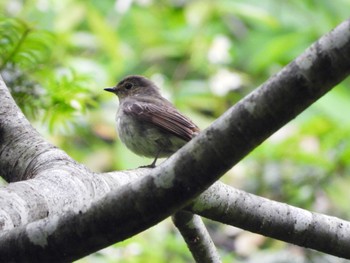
[104,87,116,93]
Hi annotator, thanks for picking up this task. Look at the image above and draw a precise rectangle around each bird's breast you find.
[115,111,186,158]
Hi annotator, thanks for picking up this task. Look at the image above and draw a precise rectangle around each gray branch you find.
[0,19,350,262]
[190,182,350,259]
[0,74,67,183]
[172,211,221,263]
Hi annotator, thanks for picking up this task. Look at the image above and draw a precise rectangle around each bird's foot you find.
[139,163,156,168]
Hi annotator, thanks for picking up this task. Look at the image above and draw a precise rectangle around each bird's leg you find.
[149,156,158,168]
[140,149,161,168]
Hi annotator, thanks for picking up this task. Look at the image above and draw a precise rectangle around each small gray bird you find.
[104,75,200,167]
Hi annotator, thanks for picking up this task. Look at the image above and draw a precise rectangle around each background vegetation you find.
[1,0,350,262]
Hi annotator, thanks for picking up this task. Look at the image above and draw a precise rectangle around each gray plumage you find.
[104,75,199,167]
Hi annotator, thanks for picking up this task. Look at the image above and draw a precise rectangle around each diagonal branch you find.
[2,168,350,259]
[0,74,77,183]
[190,182,350,258]
[0,19,350,262]
[172,211,221,263]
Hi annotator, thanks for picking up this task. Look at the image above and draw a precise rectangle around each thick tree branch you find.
[172,211,221,263]
[0,74,80,183]
[0,19,349,261]
[1,167,350,259]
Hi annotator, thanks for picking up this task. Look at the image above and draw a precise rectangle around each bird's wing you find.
[123,100,199,142]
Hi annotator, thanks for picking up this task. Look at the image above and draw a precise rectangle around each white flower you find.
[210,69,242,96]
[208,35,232,64]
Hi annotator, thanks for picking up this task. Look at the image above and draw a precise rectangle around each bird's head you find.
[104,75,161,100]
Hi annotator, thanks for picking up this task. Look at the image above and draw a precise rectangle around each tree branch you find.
[0,19,350,262]
[172,211,221,263]
[0,74,75,183]
[190,182,350,259]
[1,168,350,260]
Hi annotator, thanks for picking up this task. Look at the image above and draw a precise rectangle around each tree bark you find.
[190,182,350,259]
[172,211,221,263]
[0,19,350,262]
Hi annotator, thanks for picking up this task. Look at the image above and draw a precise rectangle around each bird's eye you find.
[124,82,133,90]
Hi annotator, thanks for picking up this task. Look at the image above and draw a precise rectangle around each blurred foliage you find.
[0,16,96,131]
[1,0,350,262]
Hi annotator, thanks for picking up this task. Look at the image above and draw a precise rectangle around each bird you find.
[104,75,200,168]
